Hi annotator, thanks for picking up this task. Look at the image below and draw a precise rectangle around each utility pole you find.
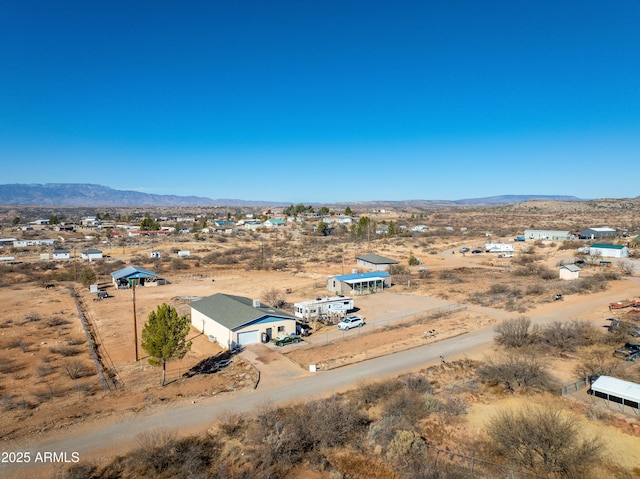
[132,281,139,361]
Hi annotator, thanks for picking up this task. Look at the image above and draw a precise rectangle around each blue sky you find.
[1,1,639,203]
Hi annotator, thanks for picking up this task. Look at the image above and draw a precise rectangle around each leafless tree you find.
[494,317,533,348]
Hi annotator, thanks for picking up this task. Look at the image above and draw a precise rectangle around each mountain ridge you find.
[0,183,586,207]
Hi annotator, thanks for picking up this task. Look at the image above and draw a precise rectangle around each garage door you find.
[237,330,260,346]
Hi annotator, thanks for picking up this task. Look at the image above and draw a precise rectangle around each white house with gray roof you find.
[190,293,297,350]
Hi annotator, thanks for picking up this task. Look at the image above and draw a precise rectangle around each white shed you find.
[589,244,629,259]
[559,264,580,281]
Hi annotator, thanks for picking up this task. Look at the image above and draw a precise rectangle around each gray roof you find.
[190,293,295,330]
[81,248,103,254]
[356,253,398,265]
[561,264,581,272]
[53,249,69,254]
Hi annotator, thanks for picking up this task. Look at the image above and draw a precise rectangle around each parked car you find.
[613,342,640,361]
[337,315,364,330]
[459,247,470,253]
[608,319,640,338]
[497,253,514,258]
[273,334,301,347]
[471,250,483,254]
[296,323,312,337]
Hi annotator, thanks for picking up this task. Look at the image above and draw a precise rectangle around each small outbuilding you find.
[589,244,629,259]
[190,293,297,349]
[559,264,580,281]
[81,248,103,261]
[356,254,398,271]
[111,265,160,288]
[589,376,640,415]
[52,249,70,260]
[327,271,391,295]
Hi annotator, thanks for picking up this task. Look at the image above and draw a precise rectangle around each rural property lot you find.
[2,199,640,478]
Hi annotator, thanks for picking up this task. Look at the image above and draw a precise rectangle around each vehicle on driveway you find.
[459,247,469,253]
[471,249,483,254]
[613,342,640,361]
[337,315,365,330]
[273,334,302,347]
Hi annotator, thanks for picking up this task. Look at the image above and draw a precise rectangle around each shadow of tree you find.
[183,351,234,378]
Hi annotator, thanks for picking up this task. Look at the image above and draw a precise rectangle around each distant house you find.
[111,266,160,288]
[52,249,70,260]
[559,264,580,281]
[523,229,573,241]
[190,293,297,349]
[263,218,286,228]
[581,227,617,239]
[356,254,398,271]
[589,244,629,259]
[410,225,428,233]
[81,248,103,261]
[327,271,391,295]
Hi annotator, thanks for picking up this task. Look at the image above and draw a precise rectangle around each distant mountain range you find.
[0,183,583,207]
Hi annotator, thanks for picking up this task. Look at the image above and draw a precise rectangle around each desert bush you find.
[402,373,433,394]
[486,405,602,477]
[368,414,415,449]
[0,357,23,374]
[36,363,55,377]
[218,412,248,438]
[388,264,408,275]
[356,379,403,406]
[44,316,71,327]
[573,345,621,378]
[7,338,30,351]
[33,384,67,402]
[539,320,598,351]
[22,312,42,323]
[422,393,442,414]
[524,282,546,296]
[50,345,81,357]
[58,463,98,479]
[538,266,556,280]
[558,240,583,250]
[477,355,557,393]
[67,337,86,346]
[386,430,426,469]
[494,317,533,348]
[488,283,509,295]
[438,270,462,283]
[382,389,430,423]
[62,359,95,379]
[441,396,468,416]
[261,288,286,308]
[170,258,189,270]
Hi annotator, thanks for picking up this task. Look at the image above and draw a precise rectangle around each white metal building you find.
[589,244,629,259]
[559,264,580,281]
[589,376,640,415]
[523,230,573,241]
[484,243,514,253]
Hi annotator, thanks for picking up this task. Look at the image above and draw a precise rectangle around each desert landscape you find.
[1,200,640,478]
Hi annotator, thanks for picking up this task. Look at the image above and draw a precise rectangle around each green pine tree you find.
[141,304,192,386]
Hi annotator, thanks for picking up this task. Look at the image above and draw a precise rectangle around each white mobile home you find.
[294,296,355,320]
[484,243,514,253]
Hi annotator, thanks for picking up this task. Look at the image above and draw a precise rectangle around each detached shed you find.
[356,254,398,271]
[559,264,580,281]
[81,248,103,261]
[190,293,296,350]
[589,376,640,415]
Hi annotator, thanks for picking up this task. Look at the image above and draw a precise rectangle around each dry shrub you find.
[494,317,533,348]
[477,355,558,393]
[44,316,71,327]
[261,288,286,308]
[62,359,95,379]
[382,389,431,423]
[368,414,415,449]
[486,405,602,478]
[539,320,598,351]
[50,345,81,357]
[356,379,403,406]
[36,363,55,377]
[573,345,621,378]
[0,357,23,374]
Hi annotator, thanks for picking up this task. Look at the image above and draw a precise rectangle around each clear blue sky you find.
[2,1,639,203]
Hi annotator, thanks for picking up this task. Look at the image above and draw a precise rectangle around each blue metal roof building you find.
[327,271,391,295]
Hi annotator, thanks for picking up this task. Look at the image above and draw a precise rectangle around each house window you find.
[277,326,285,333]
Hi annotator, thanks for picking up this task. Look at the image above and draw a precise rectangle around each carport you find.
[589,376,640,416]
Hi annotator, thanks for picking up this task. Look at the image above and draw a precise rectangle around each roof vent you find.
[253,299,261,308]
